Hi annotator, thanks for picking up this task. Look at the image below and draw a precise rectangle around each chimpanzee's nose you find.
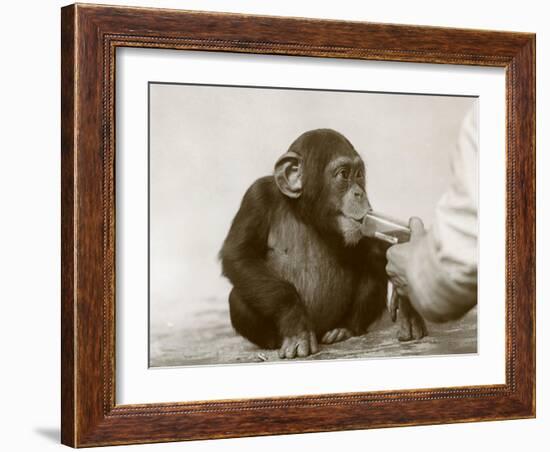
[352,188,364,199]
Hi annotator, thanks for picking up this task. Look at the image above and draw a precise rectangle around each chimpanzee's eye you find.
[336,168,350,180]
[356,169,364,179]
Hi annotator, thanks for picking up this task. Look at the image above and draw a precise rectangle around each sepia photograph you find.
[148,82,478,367]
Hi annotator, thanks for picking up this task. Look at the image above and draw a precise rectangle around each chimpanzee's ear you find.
[274,151,302,198]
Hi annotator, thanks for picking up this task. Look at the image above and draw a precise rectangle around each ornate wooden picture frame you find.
[61,3,535,447]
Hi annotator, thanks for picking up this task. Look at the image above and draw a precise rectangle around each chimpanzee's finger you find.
[278,338,290,359]
[296,338,309,357]
[336,329,351,342]
[309,331,319,354]
[327,329,339,343]
[285,340,298,359]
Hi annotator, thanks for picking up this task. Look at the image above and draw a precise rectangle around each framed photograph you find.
[61,3,535,447]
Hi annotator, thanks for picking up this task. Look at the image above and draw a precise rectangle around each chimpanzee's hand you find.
[277,300,319,359]
[278,331,319,359]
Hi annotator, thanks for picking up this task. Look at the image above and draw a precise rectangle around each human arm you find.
[386,105,478,322]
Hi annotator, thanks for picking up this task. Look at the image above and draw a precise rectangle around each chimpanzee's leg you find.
[228,288,280,349]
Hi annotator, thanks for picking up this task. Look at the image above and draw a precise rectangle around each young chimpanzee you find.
[220,129,425,359]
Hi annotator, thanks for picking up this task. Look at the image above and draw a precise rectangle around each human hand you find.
[385,217,425,297]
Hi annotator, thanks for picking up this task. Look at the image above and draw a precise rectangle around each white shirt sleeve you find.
[406,104,478,321]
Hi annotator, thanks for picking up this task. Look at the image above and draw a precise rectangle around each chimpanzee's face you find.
[274,129,372,247]
[324,154,371,246]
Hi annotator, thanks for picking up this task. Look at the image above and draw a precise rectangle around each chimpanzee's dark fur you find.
[220,129,425,357]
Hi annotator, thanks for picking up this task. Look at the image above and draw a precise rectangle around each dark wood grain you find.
[60,5,76,446]
[61,3,536,447]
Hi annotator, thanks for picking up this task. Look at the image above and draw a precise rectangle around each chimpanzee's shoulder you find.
[243,176,282,206]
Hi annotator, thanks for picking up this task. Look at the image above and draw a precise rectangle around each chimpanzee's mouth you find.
[340,209,370,223]
[340,215,363,226]
[338,215,365,246]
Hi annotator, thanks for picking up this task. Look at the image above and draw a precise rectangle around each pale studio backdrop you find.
[148,83,475,347]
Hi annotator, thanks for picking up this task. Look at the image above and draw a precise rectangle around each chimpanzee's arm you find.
[344,237,388,335]
[220,177,312,337]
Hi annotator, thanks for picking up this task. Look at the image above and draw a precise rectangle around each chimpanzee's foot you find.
[397,297,427,341]
[321,328,352,344]
[278,331,318,359]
